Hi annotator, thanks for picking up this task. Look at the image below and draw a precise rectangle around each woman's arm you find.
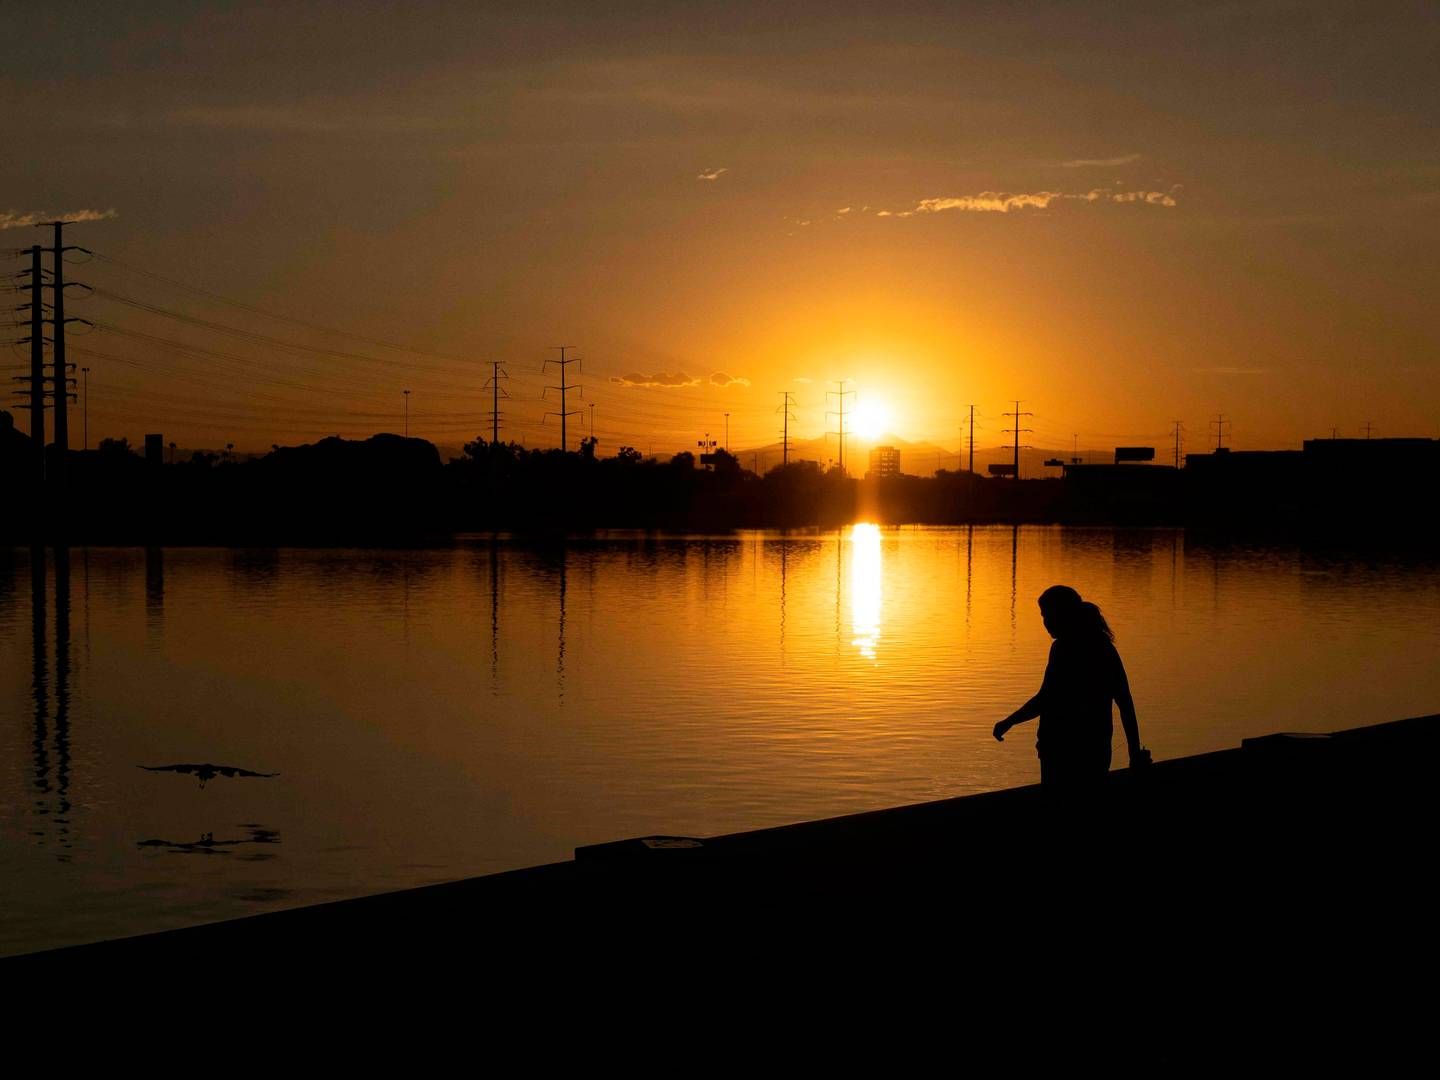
[1113,649,1150,766]
[995,644,1056,740]
[993,693,1043,740]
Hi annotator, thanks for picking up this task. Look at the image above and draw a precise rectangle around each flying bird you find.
[138,763,279,788]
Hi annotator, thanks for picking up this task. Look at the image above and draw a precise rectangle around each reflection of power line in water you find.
[28,545,75,858]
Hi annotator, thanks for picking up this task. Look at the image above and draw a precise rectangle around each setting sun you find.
[851,400,893,441]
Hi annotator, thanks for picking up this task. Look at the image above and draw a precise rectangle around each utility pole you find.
[82,366,90,450]
[543,346,582,451]
[403,389,410,437]
[1171,420,1184,468]
[1211,413,1230,450]
[1002,400,1033,480]
[967,404,977,472]
[485,361,509,444]
[826,380,855,474]
[1362,420,1374,440]
[1329,427,1340,440]
[590,402,596,441]
[777,392,796,466]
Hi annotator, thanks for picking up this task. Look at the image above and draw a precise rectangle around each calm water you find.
[3,528,1438,955]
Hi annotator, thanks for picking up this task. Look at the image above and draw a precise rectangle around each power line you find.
[91,251,476,365]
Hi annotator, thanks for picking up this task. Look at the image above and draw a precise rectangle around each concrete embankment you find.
[10,714,1438,1063]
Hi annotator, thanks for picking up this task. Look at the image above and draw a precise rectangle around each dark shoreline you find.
[10,714,1437,1063]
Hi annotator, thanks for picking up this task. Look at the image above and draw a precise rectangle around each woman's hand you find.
[1129,746,1153,768]
[993,719,1013,741]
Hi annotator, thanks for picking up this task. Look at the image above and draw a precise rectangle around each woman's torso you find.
[1037,636,1119,758]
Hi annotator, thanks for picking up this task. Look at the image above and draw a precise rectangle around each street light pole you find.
[81,366,90,450]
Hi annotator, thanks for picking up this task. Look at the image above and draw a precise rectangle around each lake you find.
[3,527,1438,955]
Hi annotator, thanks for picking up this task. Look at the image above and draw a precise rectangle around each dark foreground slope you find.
[10,715,1438,1067]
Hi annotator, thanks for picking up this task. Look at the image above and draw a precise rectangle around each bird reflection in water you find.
[138,763,280,788]
[850,523,882,661]
[137,824,281,855]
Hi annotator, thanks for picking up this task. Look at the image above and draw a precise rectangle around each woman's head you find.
[1038,585,1114,642]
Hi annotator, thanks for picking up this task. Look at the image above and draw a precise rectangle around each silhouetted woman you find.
[994,585,1150,786]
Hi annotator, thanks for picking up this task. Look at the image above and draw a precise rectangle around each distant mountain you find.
[729,432,1116,477]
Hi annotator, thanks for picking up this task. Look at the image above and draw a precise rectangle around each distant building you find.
[868,445,900,479]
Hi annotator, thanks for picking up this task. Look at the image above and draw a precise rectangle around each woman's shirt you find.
[1036,635,1128,758]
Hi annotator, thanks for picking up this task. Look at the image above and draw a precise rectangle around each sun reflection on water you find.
[850,523,882,660]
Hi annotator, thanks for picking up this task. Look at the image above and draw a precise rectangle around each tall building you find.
[868,445,900,479]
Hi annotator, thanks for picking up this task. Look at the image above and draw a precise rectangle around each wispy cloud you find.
[1,207,117,230]
[168,106,457,136]
[1060,153,1142,168]
[878,188,1179,217]
[697,167,729,181]
[710,371,750,387]
[610,371,700,387]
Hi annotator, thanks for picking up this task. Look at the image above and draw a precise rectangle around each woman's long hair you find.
[1038,585,1115,642]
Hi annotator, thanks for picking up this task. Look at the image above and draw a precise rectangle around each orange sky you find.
[5,2,1437,459]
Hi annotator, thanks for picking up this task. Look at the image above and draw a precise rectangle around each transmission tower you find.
[777,391,797,466]
[10,244,48,481]
[1211,413,1230,450]
[826,380,855,474]
[40,221,90,483]
[1002,400,1034,480]
[967,404,977,472]
[485,361,510,443]
[543,346,583,451]
[1171,420,1185,468]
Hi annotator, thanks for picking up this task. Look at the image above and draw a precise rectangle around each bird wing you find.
[139,764,199,775]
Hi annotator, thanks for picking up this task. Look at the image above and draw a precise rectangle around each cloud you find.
[1,207,117,230]
[697,167,729,181]
[917,192,1063,213]
[878,188,1178,217]
[836,206,852,214]
[1061,153,1142,168]
[1110,189,1179,206]
[710,371,751,387]
[610,371,701,387]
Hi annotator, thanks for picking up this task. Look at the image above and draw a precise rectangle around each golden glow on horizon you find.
[850,523,882,661]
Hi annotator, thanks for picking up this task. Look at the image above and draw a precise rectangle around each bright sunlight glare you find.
[851,400,893,440]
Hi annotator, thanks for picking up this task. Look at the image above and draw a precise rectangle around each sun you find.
[851,399,892,441]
